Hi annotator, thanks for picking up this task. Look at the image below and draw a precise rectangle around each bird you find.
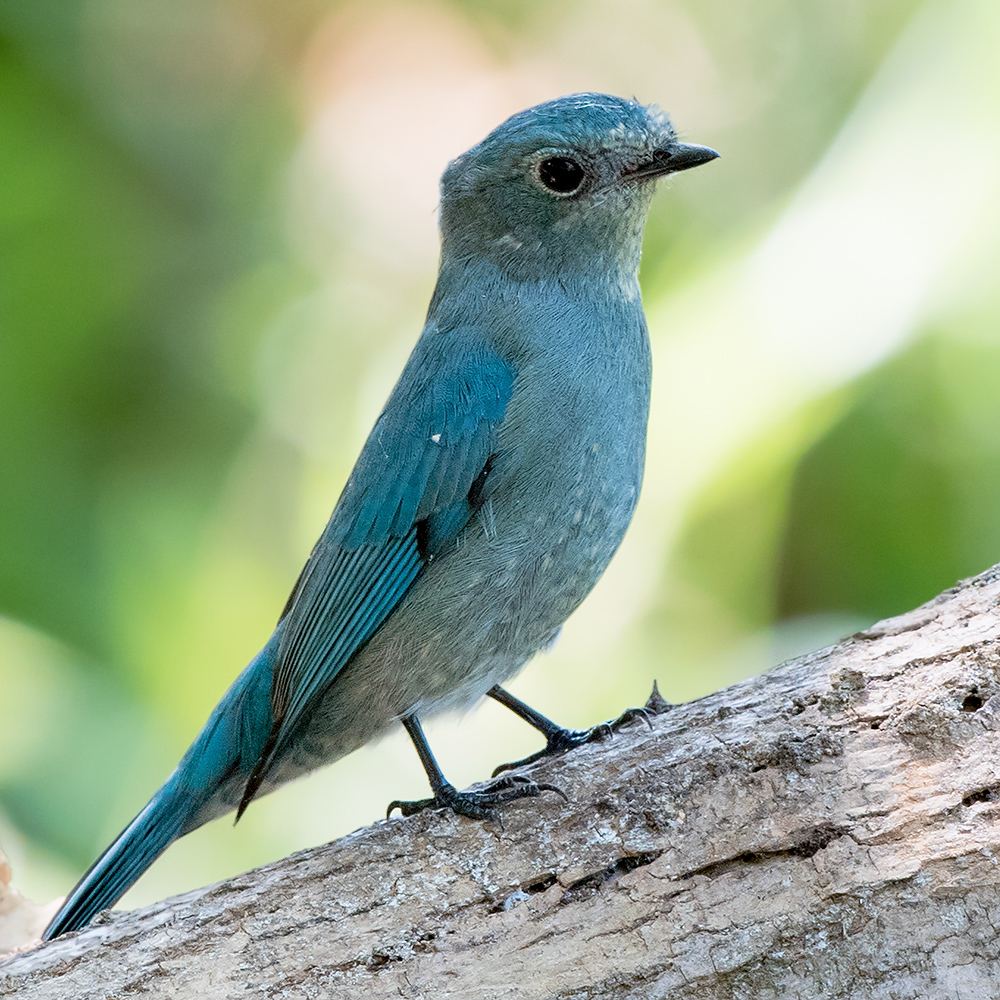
[42,93,718,940]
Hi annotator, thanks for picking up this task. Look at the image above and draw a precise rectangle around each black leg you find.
[488,685,657,776]
[386,714,565,821]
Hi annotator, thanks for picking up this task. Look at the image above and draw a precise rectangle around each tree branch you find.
[4,566,1000,998]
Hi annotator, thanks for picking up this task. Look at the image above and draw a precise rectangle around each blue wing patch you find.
[237,336,514,816]
[334,343,514,548]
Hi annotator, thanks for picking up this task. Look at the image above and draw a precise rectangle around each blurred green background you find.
[2,0,999,911]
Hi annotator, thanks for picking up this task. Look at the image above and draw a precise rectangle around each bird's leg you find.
[488,685,658,776]
[386,714,565,821]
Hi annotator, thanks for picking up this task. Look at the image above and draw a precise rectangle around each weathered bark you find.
[3,566,1000,999]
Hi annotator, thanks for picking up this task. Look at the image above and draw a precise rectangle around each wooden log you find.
[3,566,1000,998]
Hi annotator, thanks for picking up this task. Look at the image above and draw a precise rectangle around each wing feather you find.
[237,337,515,813]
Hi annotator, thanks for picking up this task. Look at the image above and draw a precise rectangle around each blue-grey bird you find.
[43,93,717,940]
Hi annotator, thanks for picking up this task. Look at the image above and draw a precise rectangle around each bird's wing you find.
[237,336,514,815]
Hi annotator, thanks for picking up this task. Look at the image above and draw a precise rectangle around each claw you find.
[537,781,569,802]
[612,706,654,732]
[387,775,565,822]
[491,703,657,776]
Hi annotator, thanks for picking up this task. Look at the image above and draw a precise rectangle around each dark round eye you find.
[537,156,585,195]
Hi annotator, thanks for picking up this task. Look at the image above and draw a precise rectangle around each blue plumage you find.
[45,635,278,934]
[43,93,717,940]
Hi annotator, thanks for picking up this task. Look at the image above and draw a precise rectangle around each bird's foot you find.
[491,705,656,777]
[386,774,566,823]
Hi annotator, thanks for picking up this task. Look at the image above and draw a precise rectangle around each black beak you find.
[627,142,720,180]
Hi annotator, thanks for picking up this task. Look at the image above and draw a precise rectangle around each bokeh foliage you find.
[2,0,997,907]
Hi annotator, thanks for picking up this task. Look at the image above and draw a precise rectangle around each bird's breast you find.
[465,300,651,628]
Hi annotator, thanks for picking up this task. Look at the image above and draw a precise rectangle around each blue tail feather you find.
[42,782,196,940]
[42,634,278,939]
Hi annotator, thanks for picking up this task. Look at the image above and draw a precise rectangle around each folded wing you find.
[237,336,514,815]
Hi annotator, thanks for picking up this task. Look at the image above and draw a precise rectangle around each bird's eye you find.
[537,156,585,195]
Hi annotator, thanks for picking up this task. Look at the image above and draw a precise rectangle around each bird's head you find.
[438,93,718,283]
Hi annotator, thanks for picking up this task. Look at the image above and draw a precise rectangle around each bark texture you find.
[3,566,1000,999]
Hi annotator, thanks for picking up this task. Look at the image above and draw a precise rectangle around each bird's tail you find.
[41,779,196,940]
[43,633,278,940]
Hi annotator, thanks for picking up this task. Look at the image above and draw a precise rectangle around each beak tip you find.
[666,142,720,173]
[625,141,720,182]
